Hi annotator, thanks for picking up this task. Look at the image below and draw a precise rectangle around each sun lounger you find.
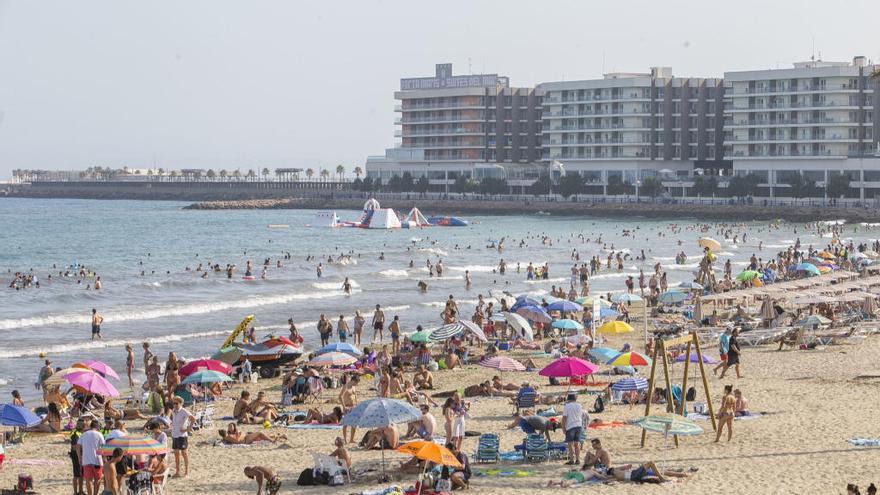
[512,390,537,414]
[523,434,549,462]
[474,433,500,463]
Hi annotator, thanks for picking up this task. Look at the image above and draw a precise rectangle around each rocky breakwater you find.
[183,196,880,222]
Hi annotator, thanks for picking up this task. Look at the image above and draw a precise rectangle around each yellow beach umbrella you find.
[597,320,634,335]
[698,237,721,251]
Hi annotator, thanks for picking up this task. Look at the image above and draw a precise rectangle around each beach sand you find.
[3,333,879,494]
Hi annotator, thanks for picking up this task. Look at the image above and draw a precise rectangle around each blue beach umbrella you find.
[547,300,584,313]
[614,293,643,303]
[551,319,584,331]
[678,281,704,290]
[316,342,363,357]
[0,404,42,427]
[342,398,421,478]
[599,308,620,319]
[658,290,688,305]
[610,377,649,391]
[795,263,821,276]
[515,305,552,324]
[587,347,619,362]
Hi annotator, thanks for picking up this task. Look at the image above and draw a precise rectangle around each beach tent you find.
[311,211,339,228]
[367,208,402,229]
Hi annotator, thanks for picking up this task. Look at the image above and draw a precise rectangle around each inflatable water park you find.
[310,198,468,229]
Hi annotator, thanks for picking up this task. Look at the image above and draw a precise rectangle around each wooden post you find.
[640,337,661,447]
[679,341,692,417]
[659,339,678,447]
[693,332,718,432]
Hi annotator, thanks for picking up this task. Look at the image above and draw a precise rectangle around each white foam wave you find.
[524,277,568,284]
[0,378,10,386]
[663,263,700,270]
[417,248,449,257]
[0,290,348,331]
[448,265,495,273]
[379,269,410,278]
[590,272,633,280]
[312,280,361,290]
[0,330,229,359]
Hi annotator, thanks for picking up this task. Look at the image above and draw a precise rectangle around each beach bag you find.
[548,376,560,386]
[686,387,696,402]
[592,396,605,413]
[297,468,315,486]
[693,402,707,414]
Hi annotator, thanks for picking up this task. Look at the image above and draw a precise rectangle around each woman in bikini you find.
[26,402,63,433]
[164,352,181,403]
[715,384,735,442]
[219,423,287,444]
[304,406,343,425]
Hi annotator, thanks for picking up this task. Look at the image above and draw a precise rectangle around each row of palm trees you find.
[11,165,364,183]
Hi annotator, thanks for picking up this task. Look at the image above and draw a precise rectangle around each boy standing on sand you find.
[90,308,103,340]
[171,397,195,478]
[372,304,385,342]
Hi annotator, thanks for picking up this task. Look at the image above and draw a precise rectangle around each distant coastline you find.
[6,180,880,223]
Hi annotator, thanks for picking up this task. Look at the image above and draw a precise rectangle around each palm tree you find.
[306,168,314,181]
[206,169,216,181]
[247,169,256,181]
[219,169,228,180]
[262,167,271,181]
[353,166,363,179]
[233,169,242,181]
[320,169,330,182]
[336,164,345,181]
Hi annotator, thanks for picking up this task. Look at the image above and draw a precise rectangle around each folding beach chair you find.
[513,390,537,415]
[311,451,350,484]
[306,376,324,404]
[474,433,500,463]
[523,433,549,462]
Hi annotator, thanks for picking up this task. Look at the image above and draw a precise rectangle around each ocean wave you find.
[0,330,229,359]
[379,269,410,278]
[417,248,449,257]
[663,263,700,270]
[448,265,495,273]
[524,277,568,284]
[0,378,10,386]
[590,272,634,280]
[0,290,349,331]
[312,280,361,290]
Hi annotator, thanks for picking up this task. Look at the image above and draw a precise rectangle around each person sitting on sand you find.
[413,365,434,389]
[404,380,438,407]
[733,389,750,417]
[507,413,558,441]
[405,404,436,440]
[219,423,286,445]
[329,436,351,468]
[444,349,460,370]
[26,402,63,433]
[361,426,399,450]
[581,438,611,472]
[249,391,280,422]
[104,399,148,421]
[234,391,256,424]
[304,406,343,424]
[244,466,281,495]
[399,455,429,474]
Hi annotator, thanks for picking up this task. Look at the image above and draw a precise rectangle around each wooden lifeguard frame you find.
[640,331,717,447]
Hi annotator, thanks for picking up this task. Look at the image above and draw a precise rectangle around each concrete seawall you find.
[183,197,880,223]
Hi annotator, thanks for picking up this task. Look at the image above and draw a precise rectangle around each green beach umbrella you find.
[409,330,431,344]
[736,270,761,281]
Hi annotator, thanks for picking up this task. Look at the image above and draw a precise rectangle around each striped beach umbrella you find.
[633,413,703,437]
[610,377,649,391]
[306,351,358,367]
[606,351,652,367]
[479,356,526,372]
[179,359,232,377]
[429,323,464,341]
[98,435,169,456]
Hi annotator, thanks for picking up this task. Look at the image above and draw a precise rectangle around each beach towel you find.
[848,438,880,447]
[7,459,65,466]
[499,451,524,462]
[216,441,274,448]
[689,413,762,421]
[288,423,343,430]
[588,421,627,429]
[475,468,536,477]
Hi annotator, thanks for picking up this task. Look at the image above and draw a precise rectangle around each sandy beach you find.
[3,329,879,495]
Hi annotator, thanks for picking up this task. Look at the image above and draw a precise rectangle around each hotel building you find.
[366,58,880,197]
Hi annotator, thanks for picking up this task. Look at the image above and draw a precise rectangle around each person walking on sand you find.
[372,304,386,342]
[715,385,735,443]
[719,328,742,379]
[90,308,103,340]
[125,344,135,388]
[170,397,195,478]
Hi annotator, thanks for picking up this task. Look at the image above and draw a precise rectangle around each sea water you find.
[0,198,865,400]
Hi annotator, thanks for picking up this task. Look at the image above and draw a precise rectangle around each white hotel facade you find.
[366,57,880,198]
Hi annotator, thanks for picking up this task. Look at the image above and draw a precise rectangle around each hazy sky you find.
[1,0,878,179]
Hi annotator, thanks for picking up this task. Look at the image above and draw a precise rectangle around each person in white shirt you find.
[562,394,586,465]
[76,420,105,495]
[170,397,195,478]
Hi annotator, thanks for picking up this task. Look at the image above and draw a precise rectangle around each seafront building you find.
[366,58,880,198]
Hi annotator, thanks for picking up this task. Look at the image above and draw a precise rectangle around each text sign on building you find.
[401,74,509,90]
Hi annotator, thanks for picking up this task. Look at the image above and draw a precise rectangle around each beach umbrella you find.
[0,404,42,427]
[658,290,688,305]
[698,238,721,251]
[429,323,464,341]
[493,293,517,308]
[587,347,619,362]
[306,352,358,367]
[479,356,526,372]
[634,412,703,439]
[795,263,821,276]
[457,320,488,342]
[538,357,598,378]
[315,342,364,357]
[818,251,836,260]
[606,351,652,367]
[342,398,422,480]
[551,319,584,332]
[678,281,704,290]
[409,330,432,344]
[97,435,169,456]
[673,353,718,364]
[504,312,534,341]
[65,371,120,397]
[179,359,232,377]
[597,320,634,335]
[547,300,583,314]
[515,305,552,324]
[211,346,243,365]
[73,360,119,380]
[45,367,97,386]
[181,369,233,385]
[610,377,649,391]
[565,334,592,346]
[576,296,612,308]
[599,308,620,319]
[397,440,462,494]
[614,293,643,303]
[797,315,832,327]
[736,270,761,281]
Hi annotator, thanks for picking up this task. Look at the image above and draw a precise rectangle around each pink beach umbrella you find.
[479,356,526,372]
[65,371,120,398]
[73,360,119,380]
[179,359,232,377]
[538,357,599,378]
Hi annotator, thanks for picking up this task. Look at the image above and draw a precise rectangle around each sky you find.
[0,0,878,179]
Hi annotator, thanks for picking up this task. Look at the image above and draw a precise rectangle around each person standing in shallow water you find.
[90,308,103,340]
